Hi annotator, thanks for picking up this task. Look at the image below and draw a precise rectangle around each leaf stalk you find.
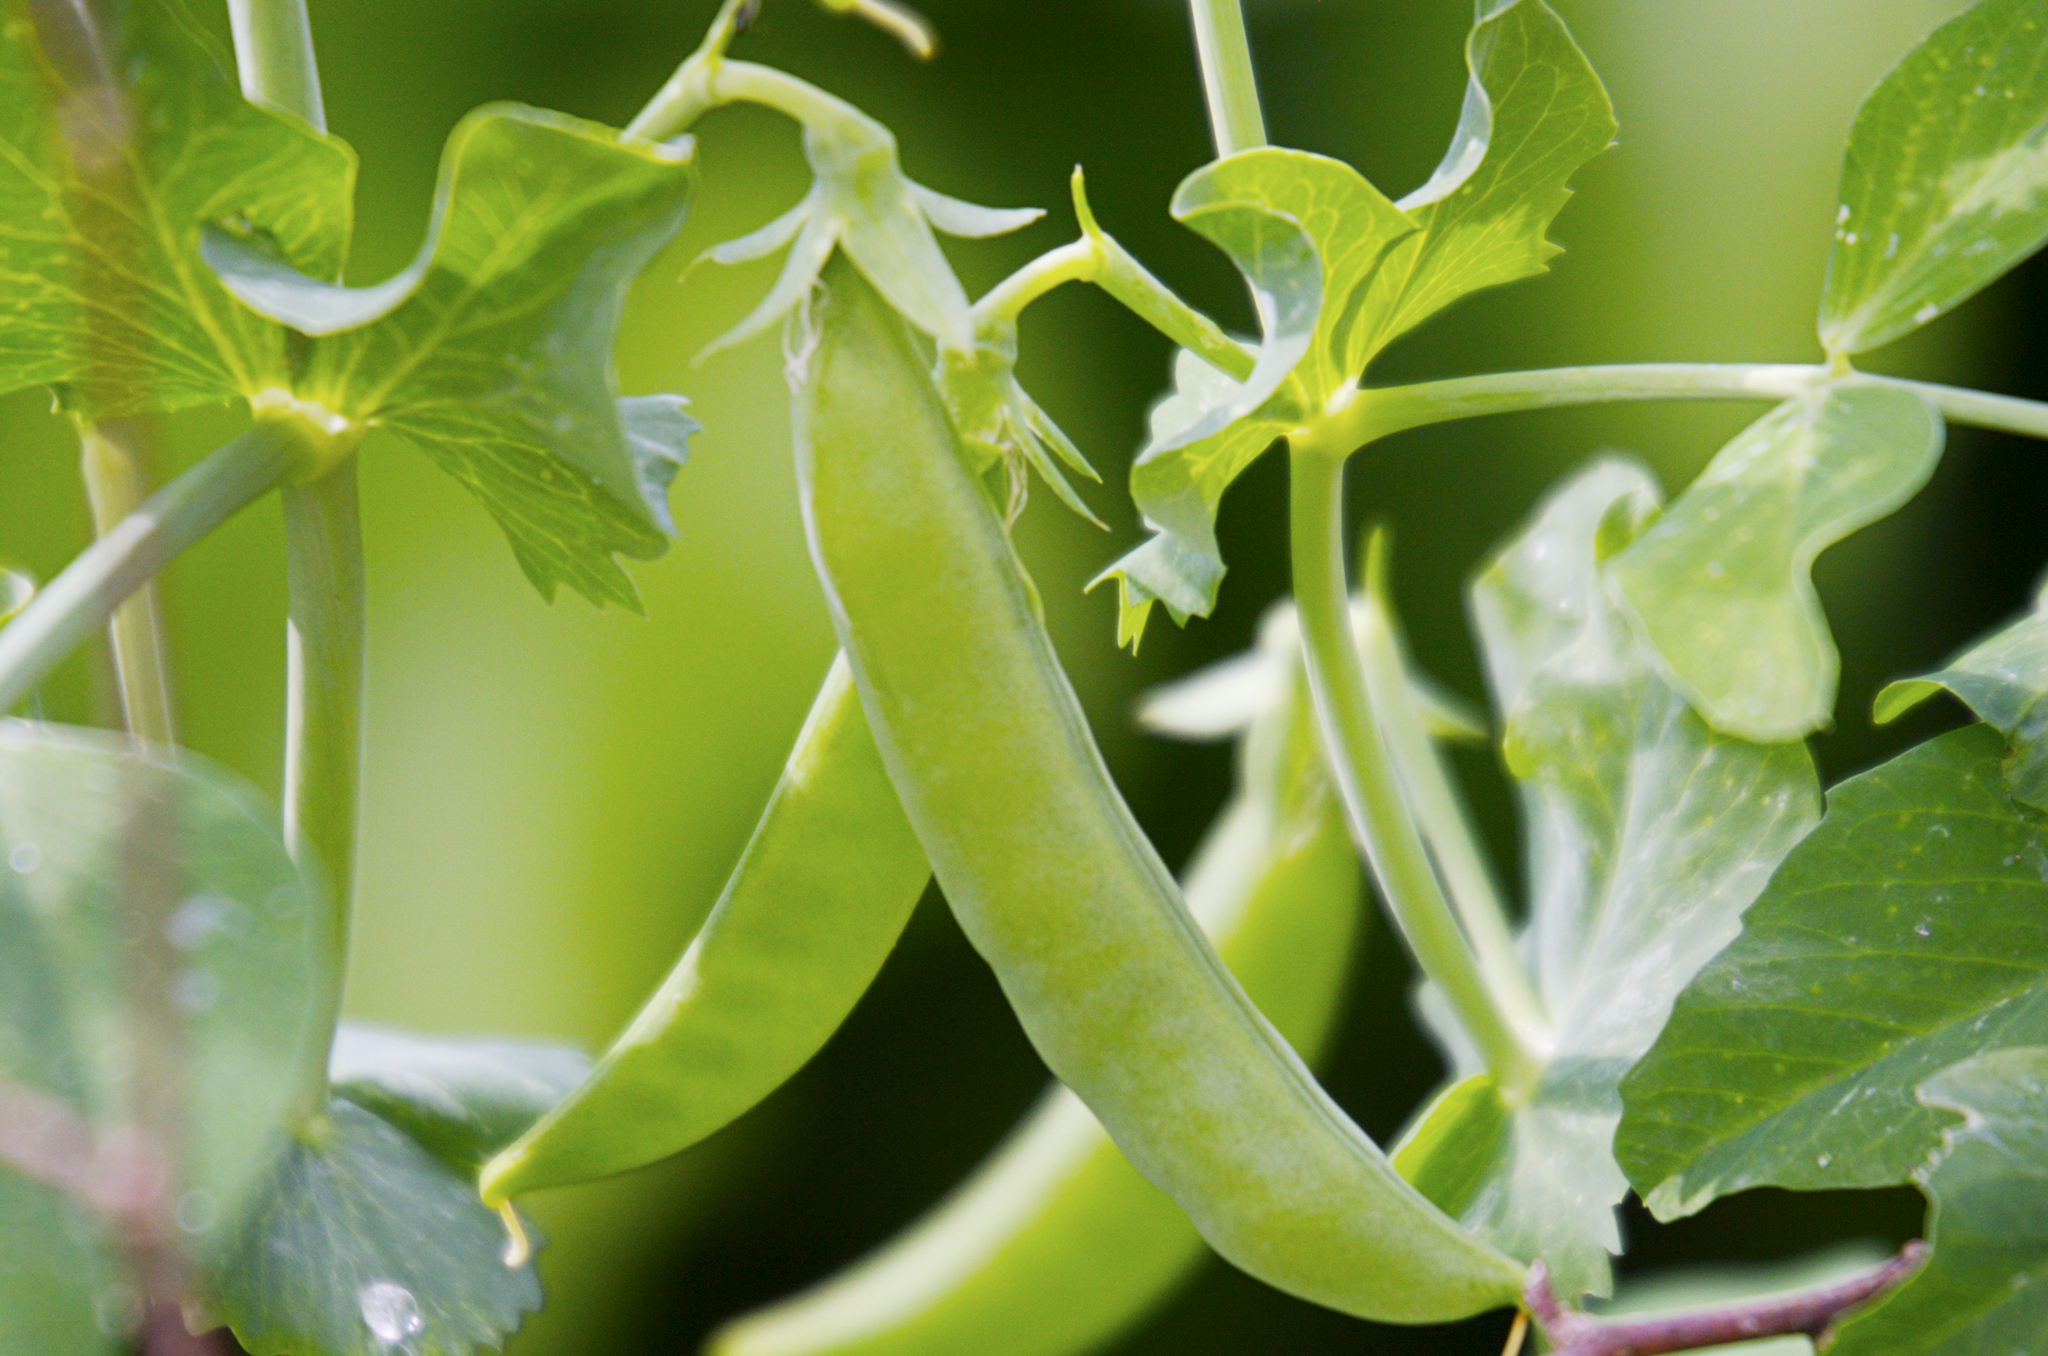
[1187,0,1267,157]
[78,419,178,745]
[227,0,326,131]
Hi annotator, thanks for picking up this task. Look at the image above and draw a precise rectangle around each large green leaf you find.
[1616,723,2048,1219]
[1825,1048,2048,1356]
[0,1170,118,1356]
[328,1023,588,1177]
[1820,0,2048,355]
[204,106,698,609]
[1876,576,2048,813]
[0,0,354,417]
[1605,384,1943,744]
[1346,0,1614,373]
[207,1100,540,1356]
[1399,459,1821,1301]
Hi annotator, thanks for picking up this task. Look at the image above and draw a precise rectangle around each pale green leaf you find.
[0,0,355,417]
[1402,460,1820,1300]
[1605,384,1944,743]
[207,1100,540,1356]
[1616,723,2048,1219]
[204,105,697,610]
[1825,1047,2048,1356]
[1820,0,2048,354]
[328,1024,589,1177]
[1876,576,2048,813]
[1347,0,1614,372]
[938,319,1103,529]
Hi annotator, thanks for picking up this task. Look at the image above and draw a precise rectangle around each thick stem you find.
[282,465,365,1100]
[1187,0,1267,157]
[79,420,177,745]
[1289,451,1541,1095]
[0,423,306,718]
[1524,1244,1928,1356]
[226,0,326,131]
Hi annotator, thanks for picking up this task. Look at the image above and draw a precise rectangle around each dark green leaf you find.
[1616,724,2048,1219]
[1826,1047,2048,1356]
[1401,460,1821,1300]
[1820,0,2048,355]
[1877,576,2048,812]
[1605,384,1943,743]
[0,0,354,416]
[205,106,698,609]
[207,1100,539,1356]
[328,1023,589,1177]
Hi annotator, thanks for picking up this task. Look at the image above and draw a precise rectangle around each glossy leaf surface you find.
[208,1101,539,1356]
[1402,460,1821,1300]
[328,1024,589,1176]
[1606,385,1943,743]
[205,106,697,609]
[1877,577,2048,812]
[1826,1048,2048,1356]
[0,0,354,417]
[1616,724,2048,1218]
[1820,0,2048,354]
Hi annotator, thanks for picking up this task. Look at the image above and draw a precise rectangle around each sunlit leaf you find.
[1616,723,2048,1220]
[1401,460,1821,1300]
[207,1100,540,1356]
[1825,1048,2048,1356]
[1820,0,2048,355]
[1345,0,1614,373]
[1605,384,1943,743]
[0,0,355,417]
[1877,576,2048,813]
[328,1024,589,1178]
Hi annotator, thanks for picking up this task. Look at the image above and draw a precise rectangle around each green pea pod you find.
[793,253,1522,1323]
[707,613,1362,1356]
[479,652,928,1205]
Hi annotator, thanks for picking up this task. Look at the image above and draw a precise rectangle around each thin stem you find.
[1289,452,1542,1095]
[0,422,308,719]
[630,57,867,143]
[78,420,177,745]
[1187,0,1267,157]
[972,239,1100,327]
[226,0,326,131]
[282,465,365,1107]
[1524,1244,1928,1356]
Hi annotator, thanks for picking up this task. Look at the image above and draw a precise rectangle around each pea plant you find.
[7,0,2048,1352]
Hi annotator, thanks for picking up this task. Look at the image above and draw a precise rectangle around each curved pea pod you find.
[479,653,928,1205]
[708,616,1361,1356]
[791,252,1523,1323]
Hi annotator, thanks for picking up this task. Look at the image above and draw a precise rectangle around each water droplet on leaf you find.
[359,1281,426,1345]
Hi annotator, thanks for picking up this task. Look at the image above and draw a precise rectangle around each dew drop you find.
[1916,922,1932,938]
[359,1281,425,1346]
[8,841,40,874]
[174,1189,217,1234]
[1915,303,1941,324]
[1817,1154,1831,1169]
[166,893,237,951]
[172,970,220,1013]
[1837,204,1852,224]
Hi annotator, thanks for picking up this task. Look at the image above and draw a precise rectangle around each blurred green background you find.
[5,0,2046,1351]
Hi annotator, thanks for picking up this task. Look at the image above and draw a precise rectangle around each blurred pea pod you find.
[480,653,928,1206]
[711,599,1485,1356]
[791,252,1523,1323]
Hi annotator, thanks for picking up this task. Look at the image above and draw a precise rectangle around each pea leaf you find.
[1400,460,1821,1301]
[0,0,354,417]
[206,1100,540,1356]
[1824,1048,2048,1356]
[1819,0,2048,355]
[0,722,335,1254]
[204,106,698,610]
[1615,723,2048,1220]
[0,1170,118,1356]
[1877,576,2048,813]
[1605,384,1943,744]
[1345,0,1614,373]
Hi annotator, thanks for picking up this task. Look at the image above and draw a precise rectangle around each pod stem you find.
[78,419,177,745]
[1289,451,1543,1097]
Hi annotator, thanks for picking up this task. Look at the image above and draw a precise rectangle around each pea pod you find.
[792,253,1522,1322]
[707,605,1364,1356]
[479,653,928,1205]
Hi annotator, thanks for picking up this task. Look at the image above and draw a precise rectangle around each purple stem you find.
[1524,1243,1929,1356]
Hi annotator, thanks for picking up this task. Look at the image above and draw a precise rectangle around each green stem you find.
[283,466,366,1098]
[1288,452,1541,1097]
[972,239,1100,326]
[78,420,177,745]
[226,0,327,131]
[0,422,306,717]
[629,52,864,143]
[1187,0,1267,157]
